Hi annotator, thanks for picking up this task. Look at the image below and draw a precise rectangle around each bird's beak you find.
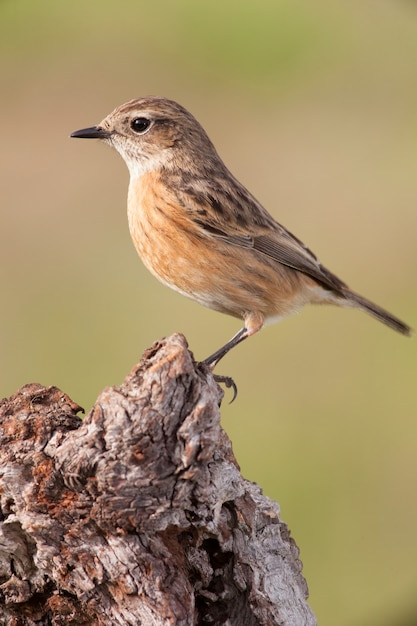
[70,126,111,139]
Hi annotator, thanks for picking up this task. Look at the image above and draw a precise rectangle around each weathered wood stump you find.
[0,333,316,625]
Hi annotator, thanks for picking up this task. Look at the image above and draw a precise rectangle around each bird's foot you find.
[211,373,238,403]
[198,360,238,403]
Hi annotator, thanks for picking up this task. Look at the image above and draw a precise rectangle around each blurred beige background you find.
[1,1,416,624]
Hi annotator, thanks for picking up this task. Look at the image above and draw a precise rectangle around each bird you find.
[71,96,411,392]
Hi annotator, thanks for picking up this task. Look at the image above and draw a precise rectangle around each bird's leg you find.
[203,327,249,368]
[202,327,249,403]
[204,312,264,368]
[202,313,264,402]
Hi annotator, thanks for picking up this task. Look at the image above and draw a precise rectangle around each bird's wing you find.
[173,169,346,292]
[193,217,347,292]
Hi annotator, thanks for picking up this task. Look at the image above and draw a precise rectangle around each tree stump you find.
[0,333,316,625]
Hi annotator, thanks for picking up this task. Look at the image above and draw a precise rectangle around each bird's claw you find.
[212,374,238,403]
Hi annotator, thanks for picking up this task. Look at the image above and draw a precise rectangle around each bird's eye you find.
[130,117,151,134]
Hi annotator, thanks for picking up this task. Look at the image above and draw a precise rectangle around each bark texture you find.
[0,333,316,626]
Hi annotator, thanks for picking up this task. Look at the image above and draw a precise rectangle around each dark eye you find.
[130,117,151,134]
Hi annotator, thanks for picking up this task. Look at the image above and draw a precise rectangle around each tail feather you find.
[342,289,412,337]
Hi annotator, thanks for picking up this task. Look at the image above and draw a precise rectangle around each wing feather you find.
[193,218,346,292]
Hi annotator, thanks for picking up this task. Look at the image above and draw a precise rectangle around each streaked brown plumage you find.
[71,96,411,376]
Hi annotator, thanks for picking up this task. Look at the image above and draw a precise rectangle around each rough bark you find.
[0,333,316,626]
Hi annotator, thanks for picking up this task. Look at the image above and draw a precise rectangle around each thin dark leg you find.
[201,327,249,402]
[203,327,249,368]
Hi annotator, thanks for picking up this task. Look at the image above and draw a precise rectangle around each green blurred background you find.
[1,1,416,623]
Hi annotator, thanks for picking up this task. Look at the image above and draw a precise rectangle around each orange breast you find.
[127,171,218,304]
[127,171,308,322]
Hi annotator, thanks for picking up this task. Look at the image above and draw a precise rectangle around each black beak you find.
[70,126,111,139]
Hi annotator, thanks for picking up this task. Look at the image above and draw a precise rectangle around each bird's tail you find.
[342,289,412,337]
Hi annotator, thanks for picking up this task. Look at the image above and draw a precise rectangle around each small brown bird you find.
[71,96,411,377]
